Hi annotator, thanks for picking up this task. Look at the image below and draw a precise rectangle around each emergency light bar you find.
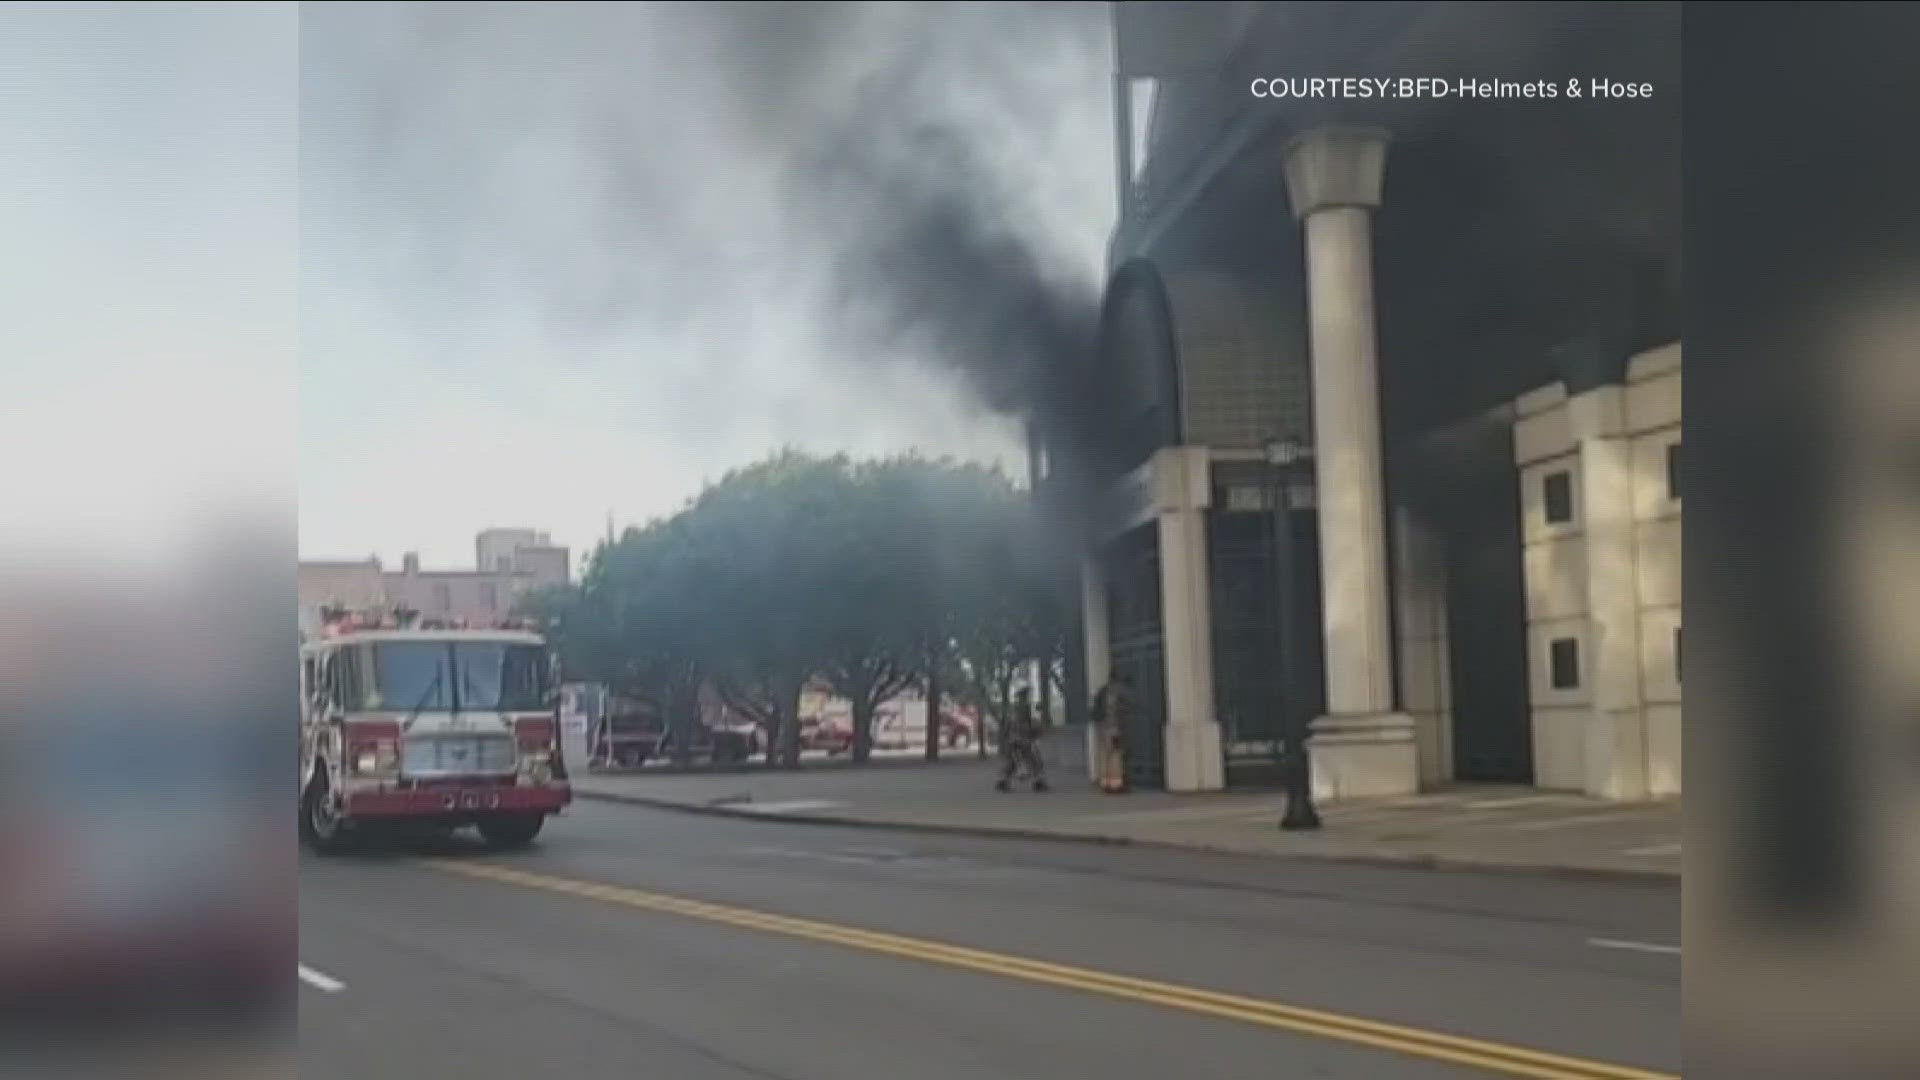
[316,606,543,636]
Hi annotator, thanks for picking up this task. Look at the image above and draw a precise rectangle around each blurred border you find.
[1687,3,1920,1076]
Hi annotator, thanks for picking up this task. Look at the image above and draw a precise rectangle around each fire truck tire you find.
[477,813,544,848]
[303,776,354,855]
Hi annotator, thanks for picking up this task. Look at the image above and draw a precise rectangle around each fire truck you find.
[299,607,571,853]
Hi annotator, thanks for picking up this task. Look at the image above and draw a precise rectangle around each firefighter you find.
[995,687,1049,792]
[1092,674,1133,794]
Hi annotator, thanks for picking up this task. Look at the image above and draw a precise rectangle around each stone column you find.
[1282,126,1419,798]
[1081,554,1111,782]
[1155,447,1225,792]
[1392,506,1454,788]
[1569,386,1651,799]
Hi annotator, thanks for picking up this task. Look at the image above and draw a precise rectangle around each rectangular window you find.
[338,647,369,711]
[432,582,451,612]
[1543,470,1574,524]
[1667,442,1682,501]
[1550,637,1582,690]
[322,655,342,710]
[481,582,498,612]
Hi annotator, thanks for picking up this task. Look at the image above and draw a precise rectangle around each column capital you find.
[1282,125,1391,218]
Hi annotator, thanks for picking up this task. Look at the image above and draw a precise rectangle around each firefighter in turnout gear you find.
[995,687,1048,792]
[1092,674,1133,794]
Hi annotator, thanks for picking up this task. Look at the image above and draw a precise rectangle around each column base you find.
[1163,720,1225,793]
[1308,712,1419,801]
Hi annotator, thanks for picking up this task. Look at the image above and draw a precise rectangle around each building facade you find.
[1059,1,1680,801]
[298,529,572,637]
[1513,344,1681,798]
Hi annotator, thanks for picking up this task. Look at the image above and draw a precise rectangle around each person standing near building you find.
[995,687,1048,792]
[1092,674,1133,794]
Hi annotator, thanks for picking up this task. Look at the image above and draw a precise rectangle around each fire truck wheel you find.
[303,776,353,855]
[477,813,544,848]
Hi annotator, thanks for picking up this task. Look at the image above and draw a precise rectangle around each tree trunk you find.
[923,655,941,762]
[761,694,782,766]
[778,676,805,768]
[670,680,695,768]
[675,672,706,764]
[994,671,1015,755]
[852,692,875,764]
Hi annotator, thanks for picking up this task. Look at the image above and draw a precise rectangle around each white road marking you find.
[732,799,848,815]
[1587,937,1681,956]
[298,964,345,993]
[1622,841,1682,857]
[839,846,910,859]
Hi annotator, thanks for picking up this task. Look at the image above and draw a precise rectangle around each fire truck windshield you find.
[367,641,548,713]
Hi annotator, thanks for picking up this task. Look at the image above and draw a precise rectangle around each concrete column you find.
[1569,387,1651,799]
[1393,506,1454,788]
[1149,446,1225,793]
[1283,126,1419,798]
[1158,504,1224,792]
[1081,555,1111,782]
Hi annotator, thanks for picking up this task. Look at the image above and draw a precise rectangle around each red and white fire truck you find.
[299,608,571,852]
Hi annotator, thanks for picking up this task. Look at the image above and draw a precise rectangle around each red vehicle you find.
[299,610,571,852]
[801,715,854,755]
[871,701,977,751]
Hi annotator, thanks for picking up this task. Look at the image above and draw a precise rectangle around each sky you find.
[294,2,1115,569]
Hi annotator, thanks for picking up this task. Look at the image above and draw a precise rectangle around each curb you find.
[574,790,1680,888]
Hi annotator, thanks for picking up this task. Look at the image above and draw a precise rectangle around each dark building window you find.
[1550,637,1582,690]
[432,582,451,612]
[1543,470,1574,524]
[1674,626,1682,684]
[481,582,498,612]
[1667,442,1682,501]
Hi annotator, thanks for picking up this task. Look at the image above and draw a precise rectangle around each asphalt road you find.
[298,800,1679,1079]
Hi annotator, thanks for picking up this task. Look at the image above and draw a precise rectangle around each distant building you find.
[476,528,570,583]
[298,529,571,637]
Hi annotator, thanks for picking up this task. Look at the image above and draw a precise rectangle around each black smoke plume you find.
[700,1,1117,478]
[306,2,1117,496]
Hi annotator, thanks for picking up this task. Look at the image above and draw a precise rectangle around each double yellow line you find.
[429,860,1676,1080]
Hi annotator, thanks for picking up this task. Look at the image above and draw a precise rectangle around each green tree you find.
[682,451,853,767]
[526,449,1070,772]
[815,458,941,761]
[530,517,712,765]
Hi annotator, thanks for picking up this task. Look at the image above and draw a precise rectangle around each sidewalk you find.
[570,729,1680,883]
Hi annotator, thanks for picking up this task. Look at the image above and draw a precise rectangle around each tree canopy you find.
[521,451,1074,766]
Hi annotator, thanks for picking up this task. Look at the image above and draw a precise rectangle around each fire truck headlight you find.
[354,748,379,774]
[521,749,552,781]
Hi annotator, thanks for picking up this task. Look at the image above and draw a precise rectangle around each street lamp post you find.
[1264,435,1322,831]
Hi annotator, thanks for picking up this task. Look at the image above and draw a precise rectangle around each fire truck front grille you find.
[401,735,518,777]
